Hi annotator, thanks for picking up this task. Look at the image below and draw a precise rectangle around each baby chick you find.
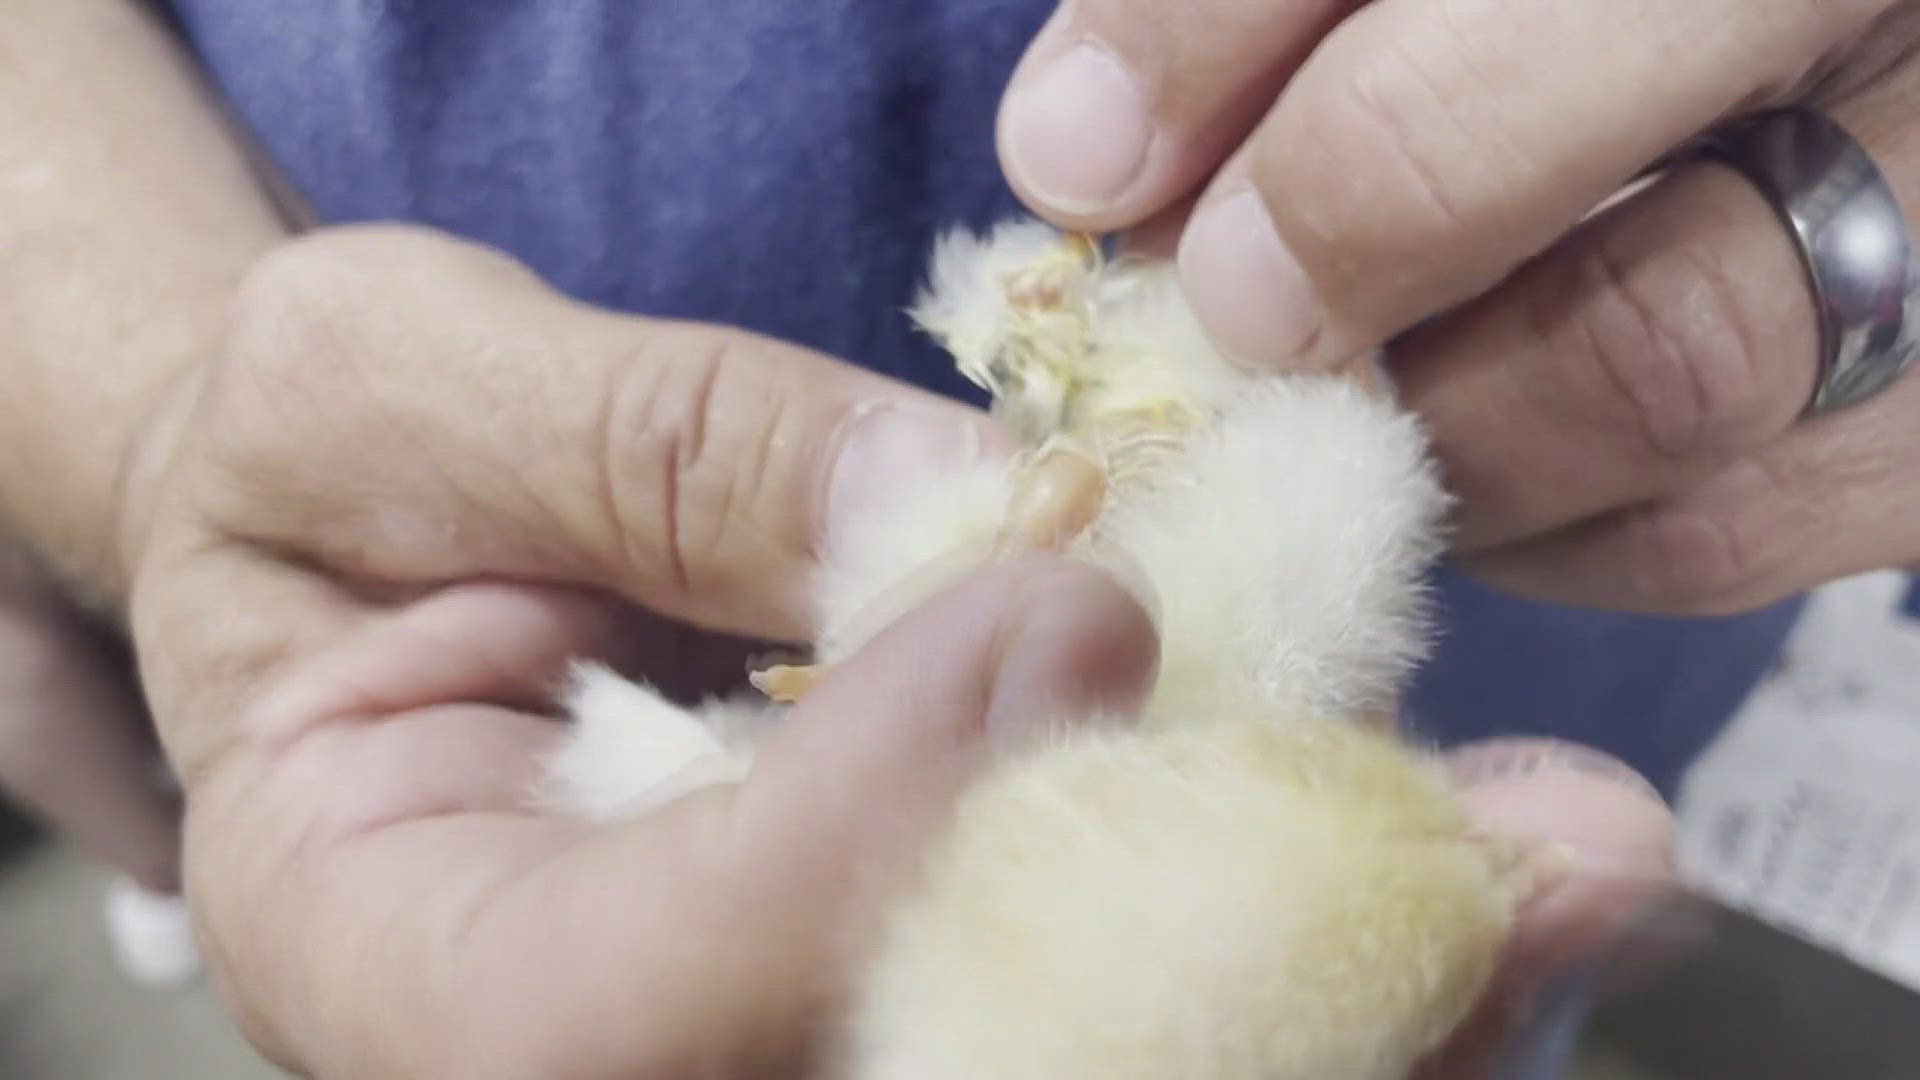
[540,219,1528,1079]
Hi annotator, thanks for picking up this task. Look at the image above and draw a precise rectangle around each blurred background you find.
[0,813,283,1079]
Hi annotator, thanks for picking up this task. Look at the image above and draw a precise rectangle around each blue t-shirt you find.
[159,0,1804,797]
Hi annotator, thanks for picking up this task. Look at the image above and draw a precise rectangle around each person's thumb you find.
[1416,737,1676,1078]
[199,223,1001,642]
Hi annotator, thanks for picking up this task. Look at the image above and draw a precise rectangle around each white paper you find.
[1677,571,1920,989]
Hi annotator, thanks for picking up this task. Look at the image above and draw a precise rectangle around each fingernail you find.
[1178,188,1319,367]
[1519,839,1579,904]
[826,405,992,555]
[1002,42,1153,215]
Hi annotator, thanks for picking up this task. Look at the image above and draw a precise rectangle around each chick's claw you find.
[749,663,825,703]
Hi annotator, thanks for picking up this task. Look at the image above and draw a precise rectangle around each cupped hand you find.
[999,0,1920,614]
[120,224,1098,1076]
[120,225,1670,1077]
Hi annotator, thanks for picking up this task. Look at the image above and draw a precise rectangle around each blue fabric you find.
[160,0,1803,798]
[1408,574,1797,798]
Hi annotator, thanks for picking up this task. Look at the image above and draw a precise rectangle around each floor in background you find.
[0,840,284,1080]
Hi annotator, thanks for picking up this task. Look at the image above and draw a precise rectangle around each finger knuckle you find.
[212,231,464,525]
[596,325,780,599]
[1277,7,1524,277]
[1298,55,1476,253]
[228,226,529,375]
[1626,488,1807,617]
[233,224,431,311]
[1628,508,1756,614]
[227,237,360,378]
[1577,231,1778,467]
[219,225,526,451]
[225,228,419,390]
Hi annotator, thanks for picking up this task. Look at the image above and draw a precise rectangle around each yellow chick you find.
[539,219,1527,1079]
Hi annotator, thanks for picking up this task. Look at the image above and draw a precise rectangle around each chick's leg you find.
[996,437,1106,553]
[763,234,1106,708]
[748,441,1105,703]
[751,441,1104,704]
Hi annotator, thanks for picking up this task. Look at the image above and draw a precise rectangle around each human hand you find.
[119,225,1668,1077]
[120,223,1115,1076]
[1421,738,1674,1079]
[998,1,1920,614]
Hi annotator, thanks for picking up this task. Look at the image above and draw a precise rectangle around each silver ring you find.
[1690,108,1917,417]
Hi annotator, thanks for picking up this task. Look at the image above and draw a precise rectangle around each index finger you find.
[1174,0,1891,367]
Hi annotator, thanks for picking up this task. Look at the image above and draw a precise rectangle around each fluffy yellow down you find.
[850,715,1514,1080]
